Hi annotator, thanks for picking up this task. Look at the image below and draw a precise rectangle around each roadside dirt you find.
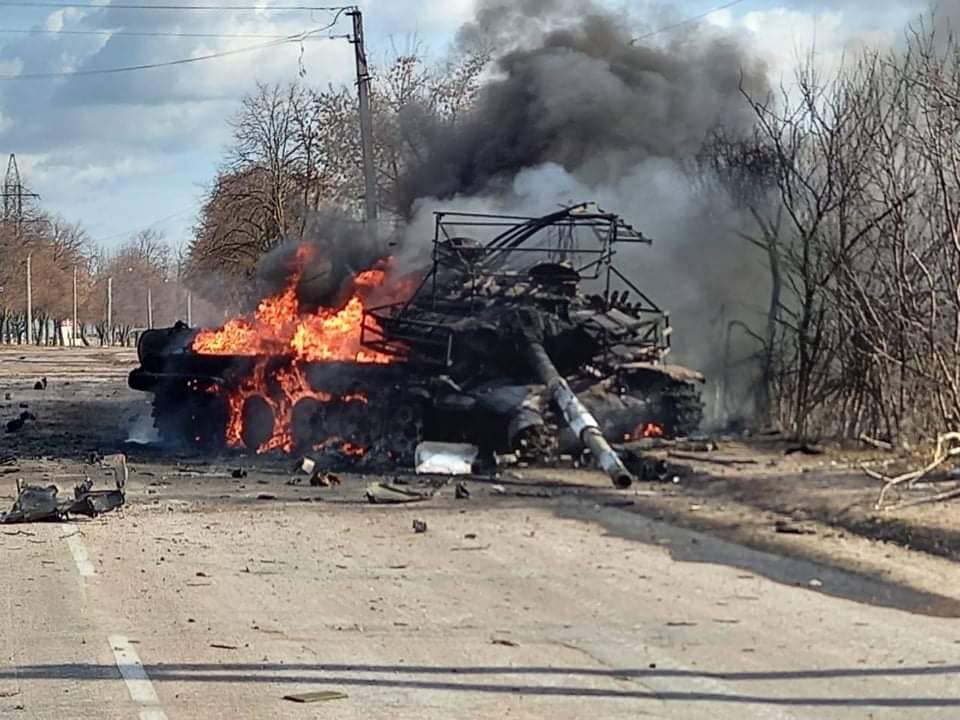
[1,345,959,610]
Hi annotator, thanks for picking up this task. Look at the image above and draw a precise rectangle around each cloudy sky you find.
[0,0,924,252]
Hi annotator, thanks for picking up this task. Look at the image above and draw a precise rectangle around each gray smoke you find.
[395,0,769,215]
[393,0,774,426]
[255,209,391,310]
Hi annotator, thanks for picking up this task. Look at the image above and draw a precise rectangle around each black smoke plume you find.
[395,0,769,215]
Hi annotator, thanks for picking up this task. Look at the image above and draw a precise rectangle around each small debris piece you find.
[311,472,341,487]
[785,444,824,456]
[774,520,816,535]
[455,482,470,499]
[231,468,247,479]
[464,533,477,539]
[283,691,348,703]
[102,454,128,489]
[210,643,238,650]
[295,456,317,476]
[256,493,276,501]
[365,482,429,504]
[412,519,428,534]
[415,441,478,475]
[808,578,823,588]
[491,639,519,647]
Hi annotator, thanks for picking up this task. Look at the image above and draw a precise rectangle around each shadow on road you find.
[0,661,958,706]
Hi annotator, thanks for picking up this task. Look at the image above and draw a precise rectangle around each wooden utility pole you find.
[25,253,31,345]
[72,266,78,346]
[186,292,192,326]
[106,277,113,345]
[147,287,153,329]
[349,8,378,223]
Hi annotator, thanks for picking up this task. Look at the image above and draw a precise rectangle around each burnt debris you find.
[130,203,704,487]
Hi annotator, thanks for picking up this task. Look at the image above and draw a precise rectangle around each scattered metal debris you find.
[455,482,471,499]
[0,469,125,524]
[32,377,46,391]
[231,468,247,479]
[412,518,428,533]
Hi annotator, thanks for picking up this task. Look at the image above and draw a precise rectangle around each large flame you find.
[193,247,408,453]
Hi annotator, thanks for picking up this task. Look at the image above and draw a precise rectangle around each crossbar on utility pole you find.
[349,8,378,224]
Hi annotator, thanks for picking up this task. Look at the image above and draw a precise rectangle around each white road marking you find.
[139,710,169,720]
[110,635,169,720]
[63,525,95,578]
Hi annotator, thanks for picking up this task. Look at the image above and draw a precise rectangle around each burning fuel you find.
[189,248,411,454]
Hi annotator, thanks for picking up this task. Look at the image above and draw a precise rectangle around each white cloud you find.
[708,5,900,84]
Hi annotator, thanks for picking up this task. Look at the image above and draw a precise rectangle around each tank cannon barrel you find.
[524,340,634,489]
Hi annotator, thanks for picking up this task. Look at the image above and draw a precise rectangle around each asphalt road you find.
[0,347,958,719]
[1,473,959,720]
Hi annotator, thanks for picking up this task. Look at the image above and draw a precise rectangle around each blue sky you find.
[0,0,920,253]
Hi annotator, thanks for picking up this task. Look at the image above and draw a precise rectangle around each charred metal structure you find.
[131,203,704,486]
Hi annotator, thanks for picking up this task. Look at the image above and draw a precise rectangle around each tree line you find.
[704,20,960,441]
[0,215,213,346]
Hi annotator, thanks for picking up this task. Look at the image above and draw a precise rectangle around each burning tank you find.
[130,203,704,486]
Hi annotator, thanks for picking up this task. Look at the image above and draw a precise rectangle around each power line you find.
[0,27,333,39]
[631,0,747,44]
[90,204,198,245]
[0,1,354,10]
[0,27,348,79]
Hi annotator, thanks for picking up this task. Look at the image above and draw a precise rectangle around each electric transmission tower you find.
[2,154,39,227]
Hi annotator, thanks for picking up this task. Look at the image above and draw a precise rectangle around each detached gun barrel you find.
[526,341,633,489]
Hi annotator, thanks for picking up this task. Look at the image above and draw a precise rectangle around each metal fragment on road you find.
[415,442,478,475]
[365,482,429,504]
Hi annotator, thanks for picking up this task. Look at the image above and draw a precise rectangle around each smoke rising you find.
[395,0,769,216]
[393,0,774,425]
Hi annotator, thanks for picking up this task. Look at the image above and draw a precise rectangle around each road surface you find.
[0,469,958,720]
[0,347,958,719]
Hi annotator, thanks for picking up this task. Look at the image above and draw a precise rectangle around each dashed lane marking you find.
[64,525,95,578]
[109,635,169,720]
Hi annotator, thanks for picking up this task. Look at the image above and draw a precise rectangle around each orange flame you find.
[193,248,410,453]
[624,422,665,442]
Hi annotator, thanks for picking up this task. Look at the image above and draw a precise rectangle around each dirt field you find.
[1,346,959,718]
